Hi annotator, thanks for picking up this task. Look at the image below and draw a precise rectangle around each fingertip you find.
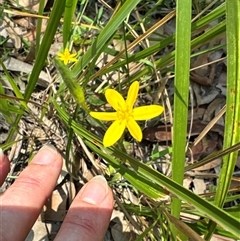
[56,176,114,241]
[31,144,63,166]
[80,175,111,205]
[40,144,58,153]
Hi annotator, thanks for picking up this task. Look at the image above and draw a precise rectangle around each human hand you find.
[0,145,114,241]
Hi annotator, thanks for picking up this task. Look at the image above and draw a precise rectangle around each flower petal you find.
[90,111,117,121]
[68,55,78,62]
[63,58,69,65]
[133,105,164,120]
[126,81,139,109]
[105,89,125,111]
[126,117,142,141]
[64,48,70,55]
[103,120,126,147]
[57,52,64,58]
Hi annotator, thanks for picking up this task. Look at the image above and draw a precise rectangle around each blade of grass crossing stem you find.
[171,0,192,237]
[72,0,142,78]
[63,0,78,47]
[205,1,240,239]
[6,0,66,142]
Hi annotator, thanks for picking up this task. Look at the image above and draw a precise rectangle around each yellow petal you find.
[105,89,125,111]
[103,120,126,147]
[57,53,68,65]
[68,55,78,62]
[64,48,70,55]
[57,52,64,58]
[90,111,117,121]
[126,117,142,141]
[63,58,69,65]
[133,105,164,120]
[126,81,139,109]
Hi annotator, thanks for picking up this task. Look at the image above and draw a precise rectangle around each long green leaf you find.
[63,0,78,47]
[171,1,192,238]
[205,1,240,239]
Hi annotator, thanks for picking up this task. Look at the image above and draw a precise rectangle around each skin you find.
[0,146,114,241]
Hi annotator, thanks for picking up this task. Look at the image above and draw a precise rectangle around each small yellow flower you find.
[90,81,164,147]
[57,48,78,65]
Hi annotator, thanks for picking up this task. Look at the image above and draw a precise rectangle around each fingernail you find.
[80,175,108,205]
[40,144,57,152]
[32,144,58,165]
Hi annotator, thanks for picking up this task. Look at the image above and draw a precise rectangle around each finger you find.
[0,149,10,186]
[55,176,114,241]
[0,145,63,241]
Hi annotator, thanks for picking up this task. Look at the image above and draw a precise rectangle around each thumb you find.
[55,175,114,241]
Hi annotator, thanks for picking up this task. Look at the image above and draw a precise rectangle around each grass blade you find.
[171,0,192,237]
[205,0,240,239]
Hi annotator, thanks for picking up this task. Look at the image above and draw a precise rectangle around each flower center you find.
[117,104,132,122]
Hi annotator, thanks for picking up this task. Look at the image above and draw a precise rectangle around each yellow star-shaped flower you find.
[57,48,78,65]
[90,81,164,147]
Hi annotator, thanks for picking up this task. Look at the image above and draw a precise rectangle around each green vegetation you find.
[0,0,239,240]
